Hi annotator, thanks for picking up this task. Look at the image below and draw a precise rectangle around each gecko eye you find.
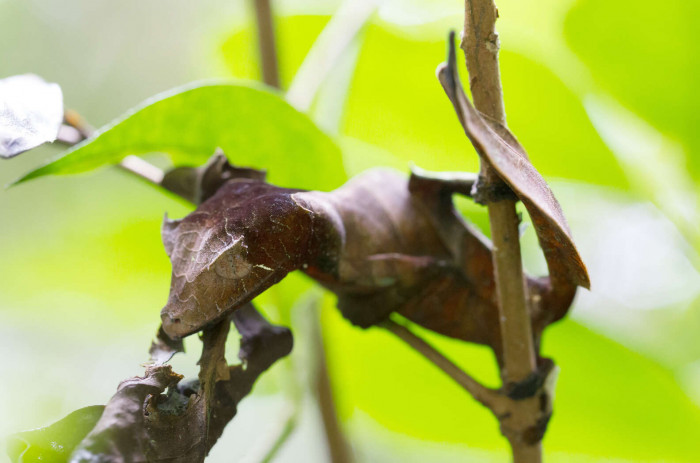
[214,249,253,280]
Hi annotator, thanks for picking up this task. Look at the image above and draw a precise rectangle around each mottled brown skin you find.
[161,181,316,338]
[302,169,574,361]
[161,168,577,361]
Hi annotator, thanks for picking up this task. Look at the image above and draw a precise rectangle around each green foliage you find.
[323,304,700,461]
[221,15,330,88]
[542,321,700,460]
[15,83,345,191]
[6,406,104,463]
[342,22,629,188]
[1,1,699,462]
[565,0,700,179]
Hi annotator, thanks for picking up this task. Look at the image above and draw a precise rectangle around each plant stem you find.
[119,155,165,185]
[311,305,353,463]
[258,409,296,463]
[252,0,280,89]
[509,443,543,463]
[241,402,296,463]
[488,202,536,379]
[381,319,504,412]
[462,0,541,460]
[461,0,505,124]
[58,114,169,194]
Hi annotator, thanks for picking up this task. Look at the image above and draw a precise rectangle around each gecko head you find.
[160,180,319,339]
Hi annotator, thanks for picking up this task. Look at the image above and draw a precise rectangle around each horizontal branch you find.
[57,112,190,203]
[119,155,165,185]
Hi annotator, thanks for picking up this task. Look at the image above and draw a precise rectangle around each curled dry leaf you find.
[160,157,580,361]
[437,33,590,291]
[0,74,63,158]
[70,305,292,463]
[70,365,183,463]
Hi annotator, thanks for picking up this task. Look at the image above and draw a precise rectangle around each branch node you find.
[485,32,500,54]
[471,171,518,205]
[503,358,554,400]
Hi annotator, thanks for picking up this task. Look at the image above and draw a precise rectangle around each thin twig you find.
[258,411,295,463]
[119,155,164,185]
[252,0,280,89]
[380,318,504,412]
[311,306,353,463]
[286,0,376,112]
[460,1,505,124]
[56,124,84,146]
[462,0,542,460]
[240,402,297,463]
[58,111,182,201]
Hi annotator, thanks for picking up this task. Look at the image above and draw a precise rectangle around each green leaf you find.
[6,406,104,463]
[15,83,345,191]
[565,0,700,179]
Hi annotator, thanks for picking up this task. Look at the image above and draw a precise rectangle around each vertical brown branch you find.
[462,1,541,461]
[489,202,537,381]
[253,0,280,89]
[312,309,353,463]
[461,0,505,125]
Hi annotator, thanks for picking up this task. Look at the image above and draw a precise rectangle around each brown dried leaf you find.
[70,365,183,463]
[437,34,590,290]
[71,306,292,463]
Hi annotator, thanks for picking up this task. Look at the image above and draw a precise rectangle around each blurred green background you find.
[1,0,699,461]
